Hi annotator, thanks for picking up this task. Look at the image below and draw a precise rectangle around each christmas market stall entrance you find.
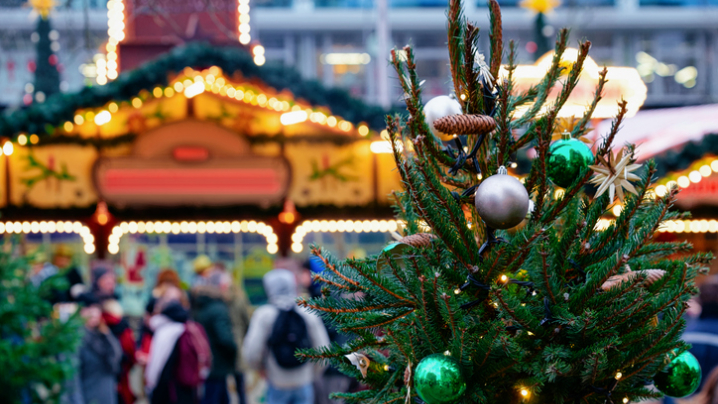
[0,45,402,312]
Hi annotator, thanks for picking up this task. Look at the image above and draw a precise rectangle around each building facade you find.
[0,0,717,109]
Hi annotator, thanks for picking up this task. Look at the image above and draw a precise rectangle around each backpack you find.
[267,307,311,369]
[175,321,212,387]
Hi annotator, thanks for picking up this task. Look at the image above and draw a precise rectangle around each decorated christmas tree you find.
[298,0,712,403]
[0,247,82,404]
[31,0,61,103]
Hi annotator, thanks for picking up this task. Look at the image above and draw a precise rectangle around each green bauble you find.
[414,354,466,404]
[654,351,702,398]
[547,137,594,188]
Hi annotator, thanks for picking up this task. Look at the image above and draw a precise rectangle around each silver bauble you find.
[424,95,463,140]
[474,166,530,230]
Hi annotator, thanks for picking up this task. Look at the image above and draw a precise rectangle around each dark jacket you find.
[191,291,237,379]
[150,303,198,404]
[79,328,122,404]
[684,309,718,390]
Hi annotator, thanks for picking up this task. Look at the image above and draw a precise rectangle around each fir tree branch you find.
[441,293,458,337]
[313,274,358,291]
[488,0,503,82]
[572,67,608,139]
[495,290,535,332]
[511,29,569,132]
[447,0,466,106]
[464,22,482,114]
[347,260,416,304]
[312,246,361,288]
[297,298,409,314]
[505,228,545,273]
[342,310,414,331]
[540,249,556,304]
[543,100,629,224]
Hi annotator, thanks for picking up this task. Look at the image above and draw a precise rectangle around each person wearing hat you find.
[52,244,86,303]
[190,262,237,404]
[91,267,118,302]
[74,293,123,404]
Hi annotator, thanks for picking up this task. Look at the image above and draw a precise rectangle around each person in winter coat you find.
[191,275,237,404]
[684,276,718,390]
[77,293,123,404]
[91,267,118,302]
[102,299,136,404]
[242,269,330,404]
[146,297,205,404]
[51,244,86,304]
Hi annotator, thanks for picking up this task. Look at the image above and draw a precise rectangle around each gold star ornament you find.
[520,0,561,14]
[589,148,642,203]
[552,117,591,144]
[29,0,57,19]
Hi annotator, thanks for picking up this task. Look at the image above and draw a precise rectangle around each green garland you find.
[0,43,393,139]
[651,133,718,178]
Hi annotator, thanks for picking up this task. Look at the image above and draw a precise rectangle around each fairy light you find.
[500,274,508,283]
[105,0,125,81]
[454,288,461,295]
[253,45,265,66]
[520,388,530,398]
[659,219,718,233]
[237,0,251,45]
[615,371,623,380]
[289,219,399,253]
[623,398,629,404]
[0,221,96,254]
[107,220,278,255]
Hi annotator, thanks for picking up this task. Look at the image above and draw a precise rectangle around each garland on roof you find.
[651,134,718,178]
[0,43,393,138]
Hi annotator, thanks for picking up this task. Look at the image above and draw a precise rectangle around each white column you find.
[375,0,391,108]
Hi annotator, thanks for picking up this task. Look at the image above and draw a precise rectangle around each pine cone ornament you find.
[601,269,666,291]
[433,114,496,135]
[398,233,436,248]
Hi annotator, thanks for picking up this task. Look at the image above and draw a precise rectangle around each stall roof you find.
[0,43,390,140]
[595,103,718,162]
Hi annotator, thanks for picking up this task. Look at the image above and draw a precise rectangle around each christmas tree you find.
[0,247,82,404]
[298,0,712,403]
[31,2,61,103]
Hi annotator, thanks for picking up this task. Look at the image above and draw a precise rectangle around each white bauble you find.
[424,95,462,140]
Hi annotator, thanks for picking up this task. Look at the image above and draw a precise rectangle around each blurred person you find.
[684,276,718,390]
[91,267,118,302]
[76,293,123,404]
[215,262,252,404]
[137,269,187,366]
[146,295,211,404]
[191,269,237,404]
[52,244,86,303]
[242,269,330,404]
[28,250,59,290]
[103,299,136,404]
[192,255,213,287]
[299,260,356,404]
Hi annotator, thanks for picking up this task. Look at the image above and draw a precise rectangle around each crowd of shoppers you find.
[31,247,351,404]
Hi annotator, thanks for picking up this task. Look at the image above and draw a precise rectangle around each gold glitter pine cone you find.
[398,233,436,248]
[433,114,496,135]
[601,269,667,291]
